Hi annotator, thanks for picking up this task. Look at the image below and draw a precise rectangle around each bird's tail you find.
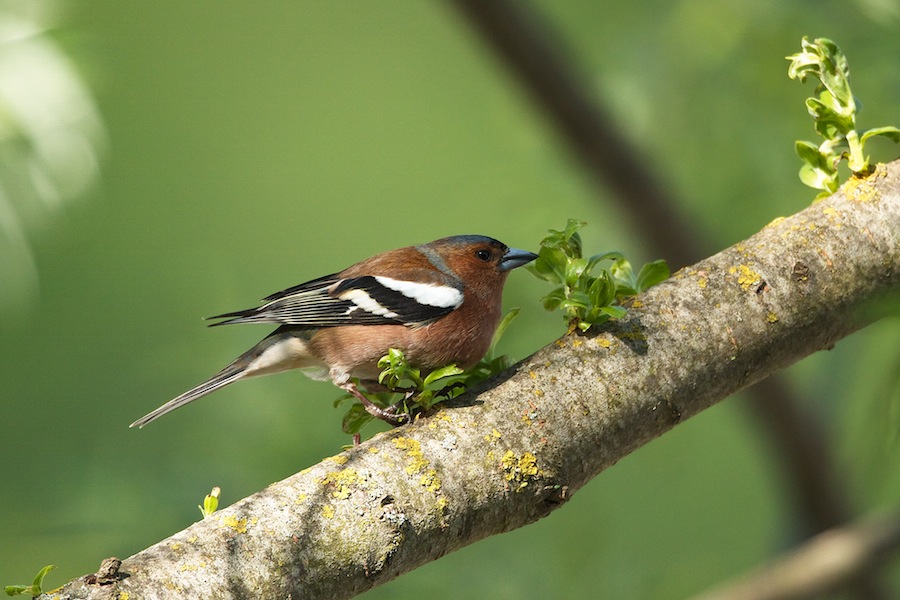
[130,327,320,428]
[129,361,248,428]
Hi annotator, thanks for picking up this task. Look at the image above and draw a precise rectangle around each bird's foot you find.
[344,383,409,426]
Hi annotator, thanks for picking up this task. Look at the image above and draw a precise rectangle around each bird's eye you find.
[475,249,492,262]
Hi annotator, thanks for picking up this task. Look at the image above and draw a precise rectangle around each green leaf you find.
[341,403,374,435]
[576,320,595,332]
[795,140,824,165]
[541,287,567,311]
[5,565,56,597]
[588,273,615,307]
[860,126,900,145]
[199,486,221,518]
[489,307,520,356]
[635,260,670,292]
[610,258,638,291]
[806,98,853,138]
[538,246,568,281]
[600,305,628,319]
[798,162,837,191]
[4,586,29,596]
[423,364,463,387]
[563,229,583,258]
[416,390,436,409]
[31,565,54,595]
[563,290,592,310]
[564,257,588,288]
[587,251,623,273]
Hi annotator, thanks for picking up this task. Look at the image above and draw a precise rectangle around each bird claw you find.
[362,401,408,426]
[343,383,410,426]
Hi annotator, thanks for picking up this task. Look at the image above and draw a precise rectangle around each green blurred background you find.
[2,1,899,598]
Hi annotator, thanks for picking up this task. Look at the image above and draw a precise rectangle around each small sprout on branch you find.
[199,486,221,518]
[787,37,900,198]
[5,565,55,597]
[335,309,521,437]
[528,219,669,332]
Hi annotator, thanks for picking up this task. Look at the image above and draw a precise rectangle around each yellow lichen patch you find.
[843,164,885,203]
[295,493,308,504]
[367,447,380,454]
[533,389,544,397]
[420,469,442,493]
[426,411,453,429]
[767,312,779,323]
[171,542,181,551]
[221,515,248,534]
[327,455,349,465]
[529,370,537,379]
[391,437,442,493]
[554,339,566,348]
[766,216,786,228]
[484,427,503,442]
[392,437,430,475]
[500,450,542,491]
[822,206,843,228]
[519,452,539,477]
[572,339,582,348]
[119,592,129,600]
[728,264,762,291]
[321,468,362,500]
[321,468,359,487]
[322,505,335,519]
[697,277,708,289]
[597,337,612,348]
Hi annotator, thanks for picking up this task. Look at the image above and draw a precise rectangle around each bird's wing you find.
[207,274,464,328]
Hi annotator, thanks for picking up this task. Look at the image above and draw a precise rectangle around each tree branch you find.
[45,163,900,599]
[691,511,900,600]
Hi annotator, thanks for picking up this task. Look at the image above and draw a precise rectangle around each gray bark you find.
[44,162,900,599]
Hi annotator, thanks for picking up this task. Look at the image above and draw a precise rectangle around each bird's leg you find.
[342,382,408,426]
[386,387,418,415]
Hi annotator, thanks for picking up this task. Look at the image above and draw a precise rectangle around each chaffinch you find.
[131,235,537,428]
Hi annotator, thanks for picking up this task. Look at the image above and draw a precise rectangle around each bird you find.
[130,235,537,428]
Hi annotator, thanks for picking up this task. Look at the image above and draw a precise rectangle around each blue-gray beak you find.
[500,247,538,271]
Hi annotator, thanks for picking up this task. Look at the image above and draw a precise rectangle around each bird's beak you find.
[499,247,539,271]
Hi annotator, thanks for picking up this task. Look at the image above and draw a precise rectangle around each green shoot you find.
[334,309,521,436]
[528,219,669,332]
[199,486,220,518]
[787,37,900,198]
[5,565,55,597]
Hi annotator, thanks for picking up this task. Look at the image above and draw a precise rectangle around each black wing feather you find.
[207,275,458,328]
